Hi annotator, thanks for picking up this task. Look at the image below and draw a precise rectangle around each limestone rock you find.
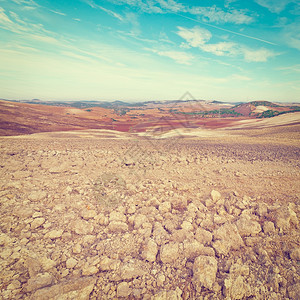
[80,208,97,220]
[195,228,212,245]
[45,229,64,239]
[25,272,54,292]
[117,282,131,298]
[142,239,158,262]
[290,248,300,261]
[159,202,171,214]
[263,221,275,235]
[211,190,221,202]
[108,221,128,233]
[160,242,179,264]
[72,219,94,235]
[236,215,261,237]
[213,223,244,256]
[31,217,46,229]
[193,255,218,291]
[224,275,250,300]
[66,258,78,269]
[28,191,47,202]
[184,240,214,260]
[275,205,298,232]
[119,260,145,280]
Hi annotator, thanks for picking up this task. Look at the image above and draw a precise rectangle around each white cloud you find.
[177,26,277,62]
[281,21,300,51]
[254,0,296,13]
[49,10,66,16]
[177,26,211,47]
[242,48,276,62]
[188,5,254,24]
[147,48,194,65]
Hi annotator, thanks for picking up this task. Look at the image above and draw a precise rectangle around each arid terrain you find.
[0,101,300,299]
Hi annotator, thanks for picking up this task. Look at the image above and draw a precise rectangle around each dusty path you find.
[0,129,299,299]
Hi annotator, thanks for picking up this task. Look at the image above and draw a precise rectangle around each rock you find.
[195,228,212,245]
[40,257,57,271]
[157,274,165,286]
[257,203,268,217]
[109,211,126,223]
[31,276,96,300]
[108,221,128,233]
[117,282,131,298]
[159,202,171,214]
[275,205,298,232]
[288,283,300,299]
[45,229,64,239]
[31,217,46,229]
[99,256,119,271]
[82,265,98,276]
[7,280,21,290]
[134,214,148,229]
[142,239,158,262]
[25,272,54,292]
[73,243,82,254]
[181,221,193,231]
[119,260,145,280]
[72,219,94,235]
[263,221,276,234]
[184,240,215,260]
[28,191,47,202]
[152,288,182,300]
[290,248,300,261]
[193,255,218,291]
[80,208,97,220]
[160,242,179,264]
[66,258,78,269]
[224,275,250,299]
[236,215,261,237]
[213,223,244,256]
[211,190,221,202]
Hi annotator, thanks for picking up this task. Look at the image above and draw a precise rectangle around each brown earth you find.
[0,121,299,299]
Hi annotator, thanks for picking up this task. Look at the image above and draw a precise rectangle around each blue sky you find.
[0,0,299,102]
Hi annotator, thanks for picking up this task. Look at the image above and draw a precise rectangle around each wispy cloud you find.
[82,0,123,21]
[147,48,194,65]
[49,10,66,16]
[188,5,254,24]
[175,13,277,45]
[177,26,278,62]
[254,0,296,14]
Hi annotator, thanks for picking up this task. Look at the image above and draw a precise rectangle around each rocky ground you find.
[0,130,299,299]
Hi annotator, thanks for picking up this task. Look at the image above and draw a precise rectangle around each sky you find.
[0,0,300,102]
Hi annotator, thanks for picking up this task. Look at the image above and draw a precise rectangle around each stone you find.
[31,276,96,300]
[181,221,193,231]
[159,202,171,214]
[80,208,97,220]
[257,203,268,217]
[134,214,148,229]
[224,275,250,299]
[236,215,261,237]
[193,255,218,291]
[263,221,276,234]
[152,288,183,300]
[117,282,131,298]
[119,261,145,280]
[211,190,221,202]
[73,243,82,254]
[184,240,215,260]
[45,229,64,239]
[66,257,78,269]
[99,256,119,271]
[31,217,46,229]
[288,283,300,299]
[109,211,126,223]
[213,223,244,256]
[160,242,179,264]
[195,228,212,245]
[108,221,128,233]
[28,191,47,202]
[290,248,300,261]
[7,280,21,290]
[157,274,165,286]
[72,219,94,235]
[82,265,98,276]
[275,205,298,232]
[142,239,158,262]
[25,272,54,292]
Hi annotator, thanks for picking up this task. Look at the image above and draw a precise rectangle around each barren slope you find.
[0,124,299,299]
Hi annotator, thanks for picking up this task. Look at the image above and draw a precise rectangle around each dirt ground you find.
[0,124,299,299]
